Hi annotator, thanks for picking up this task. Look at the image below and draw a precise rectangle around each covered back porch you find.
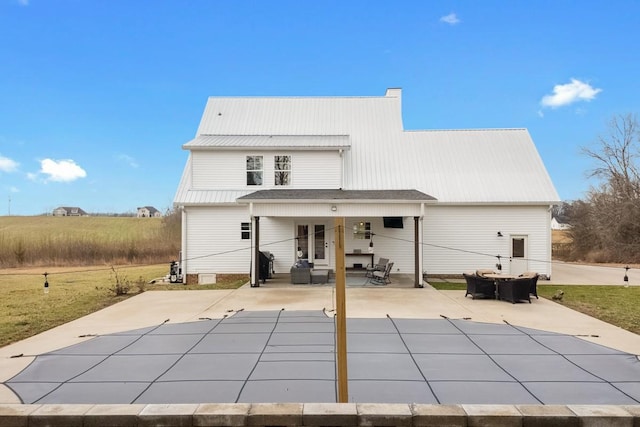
[236,189,437,288]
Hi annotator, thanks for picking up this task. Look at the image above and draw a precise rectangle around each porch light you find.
[497,231,503,237]
[368,235,374,253]
[331,205,337,212]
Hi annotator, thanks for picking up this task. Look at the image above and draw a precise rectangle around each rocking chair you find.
[371,262,394,285]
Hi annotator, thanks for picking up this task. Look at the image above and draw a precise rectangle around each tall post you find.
[414,216,422,287]
[252,216,260,287]
[334,217,348,402]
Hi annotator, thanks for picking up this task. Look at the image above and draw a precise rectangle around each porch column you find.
[252,216,260,287]
[414,216,423,288]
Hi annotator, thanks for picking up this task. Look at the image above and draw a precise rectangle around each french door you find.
[296,223,329,266]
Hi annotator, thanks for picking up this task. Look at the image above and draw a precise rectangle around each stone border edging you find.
[0,402,639,427]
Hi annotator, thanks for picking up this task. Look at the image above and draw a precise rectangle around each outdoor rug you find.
[5,310,640,404]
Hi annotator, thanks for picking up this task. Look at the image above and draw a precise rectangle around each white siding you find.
[185,208,297,275]
[192,151,245,189]
[344,217,418,274]
[422,205,551,277]
[257,217,296,274]
[191,150,342,190]
[185,206,252,274]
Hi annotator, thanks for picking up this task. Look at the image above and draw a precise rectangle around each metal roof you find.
[237,189,436,203]
[183,135,351,150]
[174,88,561,206]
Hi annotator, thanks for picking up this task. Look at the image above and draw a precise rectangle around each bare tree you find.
[582,113,640,200]
[571,113,640,262]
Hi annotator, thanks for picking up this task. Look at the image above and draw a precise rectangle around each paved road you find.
[549,262,638,286]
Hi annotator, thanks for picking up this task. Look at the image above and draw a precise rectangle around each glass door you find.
[510,235,528,276]
[314,225,326,265]
[295,223,329,267]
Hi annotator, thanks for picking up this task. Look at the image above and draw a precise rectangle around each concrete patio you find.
[1,269,640,405]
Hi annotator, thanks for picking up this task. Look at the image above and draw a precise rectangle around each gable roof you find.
[175,88,560,206]
[138,206,159,214]
[55,206,87,214]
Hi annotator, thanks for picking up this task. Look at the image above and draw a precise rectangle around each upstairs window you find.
[274,155,291,186]
[246,156,263,185]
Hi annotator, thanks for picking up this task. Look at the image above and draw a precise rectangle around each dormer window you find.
[274,155,291,186]
[246,156,263,185]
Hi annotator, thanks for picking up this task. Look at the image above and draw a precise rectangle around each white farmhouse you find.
[173,88,560,286]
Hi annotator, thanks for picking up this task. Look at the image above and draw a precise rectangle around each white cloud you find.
[39,158,87,182]
[440,13,461,25]
[9,186,19,193]
[540,78,602,108]
[0,155,19,173]
[116,154,139,168]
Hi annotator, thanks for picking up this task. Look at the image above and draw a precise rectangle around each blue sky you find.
[1,1,638,215]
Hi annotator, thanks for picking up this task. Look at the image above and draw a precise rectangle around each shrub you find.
[107,266,131,296]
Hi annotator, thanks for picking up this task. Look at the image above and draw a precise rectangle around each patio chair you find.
[519,272,540,299]
[371,262,394,285]
[365,257,389,278]
[464,273,496,299]
[497,277,531,303]
[290,266,311,284]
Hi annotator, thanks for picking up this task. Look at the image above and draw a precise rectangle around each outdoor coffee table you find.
[310,269,329,284]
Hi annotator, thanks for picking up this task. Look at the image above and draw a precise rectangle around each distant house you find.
[52,207,87,217]
[551,217,571,230]
[137,206,162,218]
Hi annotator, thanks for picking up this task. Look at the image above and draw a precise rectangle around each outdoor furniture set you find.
[290,260,331,284]
[464,270,539,303]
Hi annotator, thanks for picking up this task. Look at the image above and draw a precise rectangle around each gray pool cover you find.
[5,310,640,405]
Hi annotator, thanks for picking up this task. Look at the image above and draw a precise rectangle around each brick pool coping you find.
[1,403,640,427]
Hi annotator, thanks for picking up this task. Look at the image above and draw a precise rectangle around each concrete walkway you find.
[549,261,638,285]
[2,283,640,404]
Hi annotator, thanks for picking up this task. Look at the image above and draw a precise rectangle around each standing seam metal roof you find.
[174,90,560,205]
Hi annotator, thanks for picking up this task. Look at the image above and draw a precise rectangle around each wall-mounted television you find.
[383,217,404,228]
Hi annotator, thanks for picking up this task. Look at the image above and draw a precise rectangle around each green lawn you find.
[430,282,640,335]
[0,265,248,348]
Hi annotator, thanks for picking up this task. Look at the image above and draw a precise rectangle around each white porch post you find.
[414,216,422,288]
[181,206,187,284]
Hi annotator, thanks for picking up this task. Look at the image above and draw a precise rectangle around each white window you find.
[274,155,291,186]
[353,221,371,239]
[246,156,263,186]
[241,222,251,240]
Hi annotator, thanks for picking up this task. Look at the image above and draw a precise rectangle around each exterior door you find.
[510,235,528,276]
[296,223,329,266]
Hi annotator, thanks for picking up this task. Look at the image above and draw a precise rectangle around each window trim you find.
[241,222,251,240]
[274,155,291,186]
[246,155,263,186]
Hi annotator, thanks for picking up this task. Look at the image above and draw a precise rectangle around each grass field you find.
[430,282,640,335]
[0,264,248,348]
[0,215,180,267]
